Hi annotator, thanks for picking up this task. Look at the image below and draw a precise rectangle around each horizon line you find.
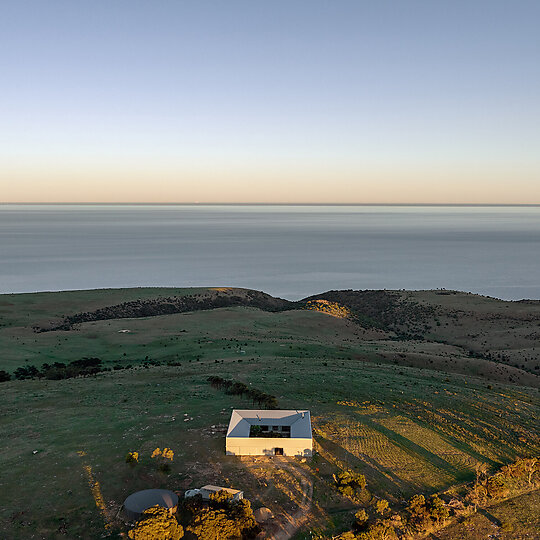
[2,202,540,207]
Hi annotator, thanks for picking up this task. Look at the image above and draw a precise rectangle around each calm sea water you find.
[1,205,539,300]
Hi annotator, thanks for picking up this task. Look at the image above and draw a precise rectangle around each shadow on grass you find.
[477,507,502,527]
[315,433,420,499]
[397,406,506,471]
[359,415,465,481]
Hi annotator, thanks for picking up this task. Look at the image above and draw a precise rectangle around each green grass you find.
[0,288,538,538]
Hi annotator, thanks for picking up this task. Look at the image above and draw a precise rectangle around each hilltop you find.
[2,286,538,386]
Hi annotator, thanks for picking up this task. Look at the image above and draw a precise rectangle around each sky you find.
[1,1,539,204]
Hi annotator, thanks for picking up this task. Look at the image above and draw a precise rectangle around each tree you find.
[375,499,389,515]
[151,447,174,473]
[355,508,369,528]
[467,482,488,511]
[125,451,139,465]
[335,470,367,500]
[407,494,430,530]
[209,490,233,508]
[522,458,539,485]
[128,506,183,540]
[475,462,489,486]
[486,475,509,499]
[356,522,396,540]
[0,370,10,382]
[335,533,356,540]
[428,495,449,523]
[230,499,258,534]
[186,496,258,539]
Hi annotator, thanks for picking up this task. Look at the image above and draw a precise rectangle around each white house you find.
[226,409,312,457]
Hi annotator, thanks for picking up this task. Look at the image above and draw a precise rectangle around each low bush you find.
[334,470,367,501]
[183,490,259,539]
[13,357,104,381]
[207,376,278,409]
[128,506,183,540]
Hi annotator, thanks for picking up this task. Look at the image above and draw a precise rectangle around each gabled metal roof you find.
[226,409,312,438]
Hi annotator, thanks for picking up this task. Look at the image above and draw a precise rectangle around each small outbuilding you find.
[226,409,312,457]
[123,488,178,521]
[200,485,244,501]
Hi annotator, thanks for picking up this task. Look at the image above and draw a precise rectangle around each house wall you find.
[226,437,312,457]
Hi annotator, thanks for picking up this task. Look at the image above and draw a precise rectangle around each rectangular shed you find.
[226,409,312,457]
[200,485,244,501]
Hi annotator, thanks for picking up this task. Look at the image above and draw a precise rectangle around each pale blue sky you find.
[1,1,539,202]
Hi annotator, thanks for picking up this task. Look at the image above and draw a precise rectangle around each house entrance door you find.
[274,448,284,456]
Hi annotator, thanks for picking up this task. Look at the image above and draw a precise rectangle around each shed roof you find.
[226,409,312,439]
[200,485,243,495]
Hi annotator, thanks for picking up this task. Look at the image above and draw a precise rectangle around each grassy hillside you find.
[0,287,538,539]
[307,289,540,374]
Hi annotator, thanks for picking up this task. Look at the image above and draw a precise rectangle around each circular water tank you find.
[123,489,179,521]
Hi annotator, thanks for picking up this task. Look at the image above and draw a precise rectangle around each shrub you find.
[249,425,263,437]
[428,495,449,523]
[356,521,396,540]
[151,447,174,473]
[128,506,183,540]
[354,508,369,528]
[209,490,233,508]
[186,498,258,539]
[13,357,104,381]
[375,499,389,515]
[486,475,509,499]
[207,376,278,409]
[14,365,39,380]
[159,463,171,473]
[407,494,430,530]
[0,370,10,382]
[151,447,174,461]
[334,470,367,501]
[182,494,203,514]
[335,533,356,540]
[187,509,240,539]
[125,451,139,465]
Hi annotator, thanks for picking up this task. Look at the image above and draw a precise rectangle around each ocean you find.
[1,205,539,300]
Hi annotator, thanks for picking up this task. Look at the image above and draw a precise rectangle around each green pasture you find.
[0,289,538,538]
[1,349,538,538]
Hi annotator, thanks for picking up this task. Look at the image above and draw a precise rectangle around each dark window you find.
[274,448,284,456]
[273,426,279,430]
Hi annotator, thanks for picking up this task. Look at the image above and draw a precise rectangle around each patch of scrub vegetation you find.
[304,299,354,319]
[330,457,539,539]
[181,490,259,539]
[10,356,105,380]
[207,375,278,409]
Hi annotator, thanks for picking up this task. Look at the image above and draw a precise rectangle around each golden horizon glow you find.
[3,160,539,205]
[2,4,539,206]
